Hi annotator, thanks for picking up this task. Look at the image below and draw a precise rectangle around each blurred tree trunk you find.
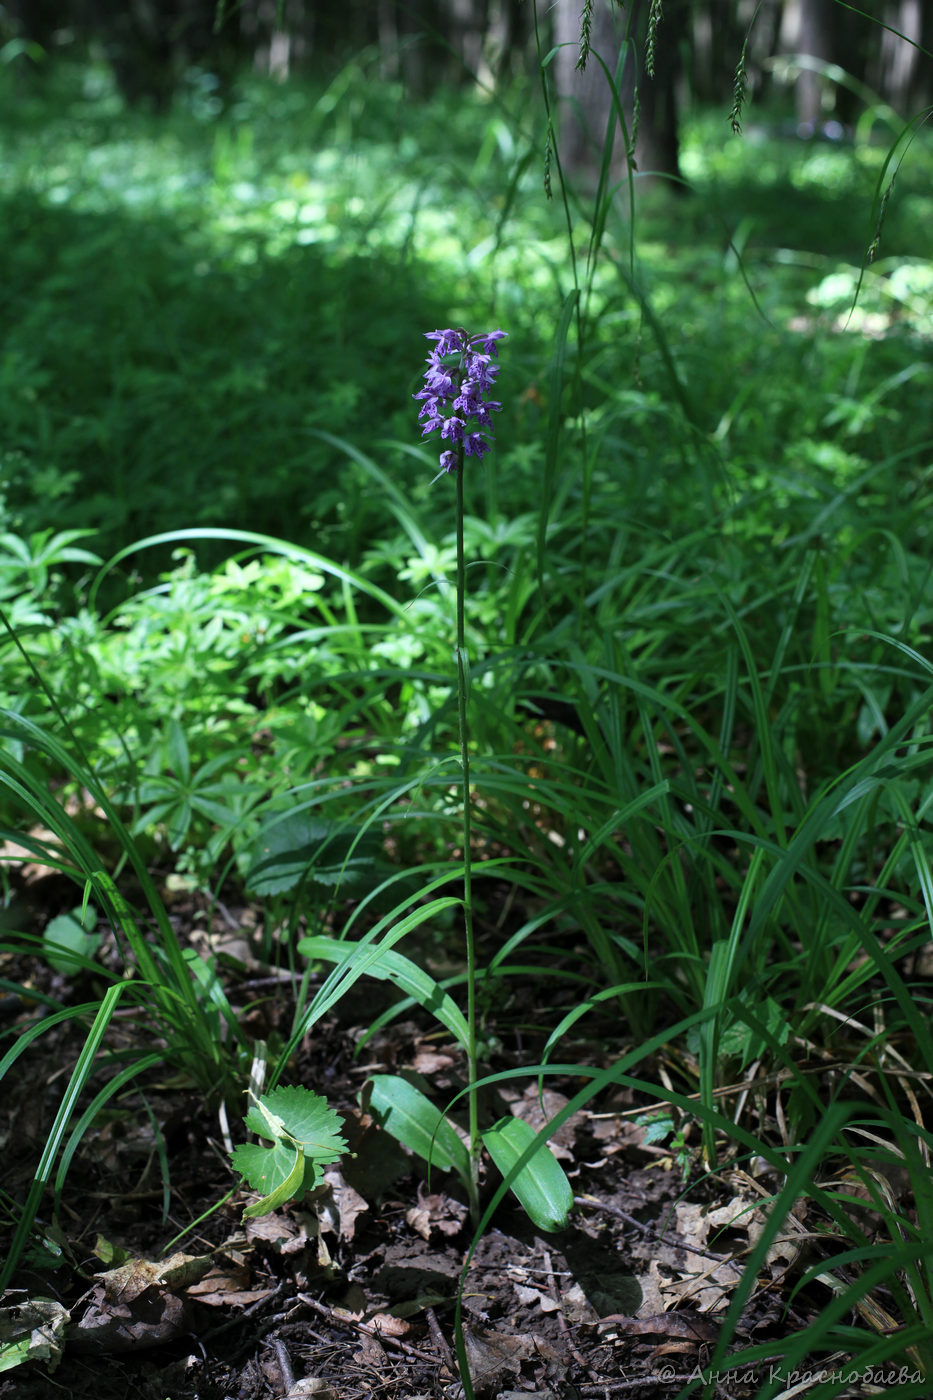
[791,0,833,128]
[874,0,925,111]
[552,0,682,188]
[552,0,626,178]
[786,0,918,129]
[629,0,683,184]
[70,0,244,108]
[8,0,929,122]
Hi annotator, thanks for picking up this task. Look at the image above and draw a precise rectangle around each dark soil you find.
[0,890,910,1400]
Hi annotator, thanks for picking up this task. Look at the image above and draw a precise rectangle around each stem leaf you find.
[482,1115,573,1233]
[366,1074,471,1184]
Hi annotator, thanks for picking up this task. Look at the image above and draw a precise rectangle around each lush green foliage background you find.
[3,39,933,1390]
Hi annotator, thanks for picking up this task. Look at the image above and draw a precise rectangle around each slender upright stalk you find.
[453,440,480,1223]
[413,325,506,1228]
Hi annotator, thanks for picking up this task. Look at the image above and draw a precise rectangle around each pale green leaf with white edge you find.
[367,1075,470,1184]
[299,935,469,1050]
[247,1091,290,1143]
[482,1116,574,1233]
[238,1142,308,1219]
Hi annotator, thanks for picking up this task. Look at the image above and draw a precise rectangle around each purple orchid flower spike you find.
[414,327,507,474]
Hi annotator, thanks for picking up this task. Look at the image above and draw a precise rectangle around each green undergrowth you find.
[2,38,933,1394]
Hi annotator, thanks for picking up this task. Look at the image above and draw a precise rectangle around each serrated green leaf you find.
[232,1086,346,1217]
[367,1075,470,1184]
[231,1138,299,1197]
[637,1112,675,1147]
[299,936,469,1050]
[253,1085,346,1159]
[482,1116,573,1233]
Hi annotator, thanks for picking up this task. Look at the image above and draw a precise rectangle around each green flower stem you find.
[454,440,481,1225]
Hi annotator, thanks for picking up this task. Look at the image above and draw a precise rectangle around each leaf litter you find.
[0,946,922,1400]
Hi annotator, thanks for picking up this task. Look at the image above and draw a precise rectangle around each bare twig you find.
[273,1337,295,1391]
[295,1292,444,1367]
[424,1305,455,1375]
[541,1244,591,1373]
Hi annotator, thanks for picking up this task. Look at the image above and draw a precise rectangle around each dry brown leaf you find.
[353,1332,387,1367]
[586,1113,681,1159]
[245,1212,309,1253]
[675,1193,802,1294]
[187,920,265,972]
[647,1340,701,1360]
[186,1249,270,1308]
[460,1326,563,1393]
[68,1252,212,1353]
[497,1393,561,1400]
[370,1312,410,1337]
[561,1282,599,1325]
[744,1212,803,1272]
[405,1185,468,1241]
[191,1284,271,1307]
[0,829,75,885]
[599,1310,719,1343]
[663,1197,749,1310]
[320,1167,369,1241]
[0,1296,69,1373]
[410,1047,457,1074]
[511,1282,560,1313]
[634,1259,668,1316]
[157,1251,215,1290]
[661,1258,743,1313]
[462,1326,535,1389]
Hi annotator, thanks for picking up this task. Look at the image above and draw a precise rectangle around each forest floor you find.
[0,880,915,1400]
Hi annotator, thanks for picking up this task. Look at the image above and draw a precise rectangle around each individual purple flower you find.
[464,433,491,458]
[415,327,506,475]
[472,330,507,356]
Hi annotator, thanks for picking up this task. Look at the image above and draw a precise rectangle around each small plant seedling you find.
[636,1109,693,1181]
[230,1086,346,1219]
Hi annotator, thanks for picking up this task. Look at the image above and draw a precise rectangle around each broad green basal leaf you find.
[482,1115,573,1233]
[366,1074,470,1184]
[41,905,101,975]
[244,812,382,897]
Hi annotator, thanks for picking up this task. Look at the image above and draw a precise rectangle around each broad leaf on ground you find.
[231,1086,346,1218]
